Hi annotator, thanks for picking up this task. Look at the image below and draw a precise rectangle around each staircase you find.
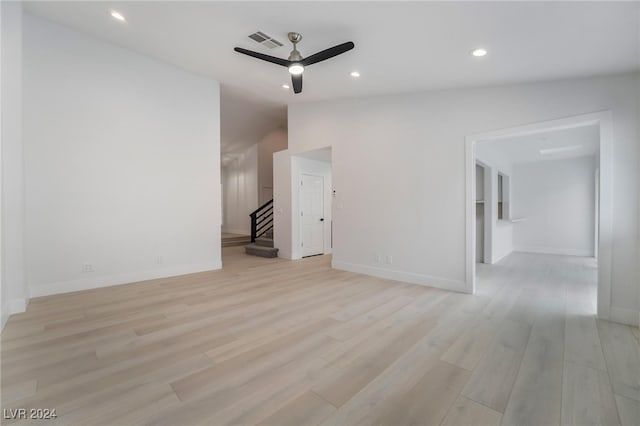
[245,200,279,258]
[245,235,278,258]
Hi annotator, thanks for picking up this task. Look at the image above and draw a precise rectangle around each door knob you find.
[320,218,324,221]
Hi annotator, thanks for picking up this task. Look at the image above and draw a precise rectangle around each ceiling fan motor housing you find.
[287,32,302,44]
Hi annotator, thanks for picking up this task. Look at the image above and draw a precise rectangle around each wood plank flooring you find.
[1,248,638,425]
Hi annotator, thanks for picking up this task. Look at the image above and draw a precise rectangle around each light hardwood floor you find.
[1,248,639,425]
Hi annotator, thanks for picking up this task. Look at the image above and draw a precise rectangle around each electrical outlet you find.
[155,255,164,264]
[375,254,382,263]
[386,255,393,264]
[82,263,94,273]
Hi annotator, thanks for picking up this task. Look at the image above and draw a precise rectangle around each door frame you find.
[464,111,613,321]
[286,149,333,260]
[299,172,325,257]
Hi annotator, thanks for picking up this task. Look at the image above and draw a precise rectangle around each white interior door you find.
[300,174,324,257]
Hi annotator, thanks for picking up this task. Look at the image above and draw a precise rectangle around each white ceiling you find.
[24,1,639,153]
[477,124,599,164]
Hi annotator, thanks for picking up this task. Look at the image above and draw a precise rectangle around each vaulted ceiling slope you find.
[24,1,639,154]
[220,85,287,157]
[25,1,639,103]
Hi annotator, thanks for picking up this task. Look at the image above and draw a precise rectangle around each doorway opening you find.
[465,111,613,320]
[475,162,489,264]
[291,147,333,259]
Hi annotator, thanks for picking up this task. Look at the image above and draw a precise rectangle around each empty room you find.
[1,1,639,426]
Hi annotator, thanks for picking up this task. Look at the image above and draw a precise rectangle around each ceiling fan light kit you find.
[234,32,355,94]
[288,64,304,75]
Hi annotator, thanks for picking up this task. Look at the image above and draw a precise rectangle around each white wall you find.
[273,150,292,258]
[23,15,221,298]
[476,145,514,264]
[222,144,258,235]
[281,73,639,321]
[513,157,596,256]
[1,1,28,329]
[257,128,287,205]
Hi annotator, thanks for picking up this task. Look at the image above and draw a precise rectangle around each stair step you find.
[222,236,251,247]
[254,238,274,248]
[245,244,279,258]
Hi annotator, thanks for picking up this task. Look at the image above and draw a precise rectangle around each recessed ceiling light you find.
[471,48,488,57]
[110,10,126,22]
[350,71,360,78]
[282,84,290,89]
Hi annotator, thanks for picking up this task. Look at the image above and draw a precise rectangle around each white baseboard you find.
[490,249,513,264]
[609,306,640,327]
[1,303,9,331]
[514,246,594,257]
[277,251,292,260]
[331,260,466,293]
[1,298,28,332]
[8,298,27,314]
[29,261,222,298]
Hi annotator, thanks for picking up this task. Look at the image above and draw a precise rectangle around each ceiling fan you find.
[234,32,355,94]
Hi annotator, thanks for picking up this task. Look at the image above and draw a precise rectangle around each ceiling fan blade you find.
[292,74,303,94]
[302,41,355,66]
[233,47,290,67]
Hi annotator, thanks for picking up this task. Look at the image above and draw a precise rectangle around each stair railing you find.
[250,199,274,243]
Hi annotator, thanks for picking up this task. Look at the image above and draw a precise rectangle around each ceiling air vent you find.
[248,31,284,49]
